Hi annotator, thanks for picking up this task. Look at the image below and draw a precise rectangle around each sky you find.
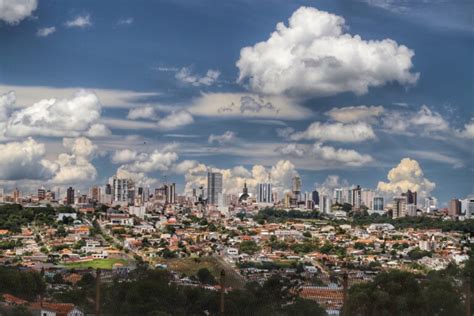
[0,0,473,206]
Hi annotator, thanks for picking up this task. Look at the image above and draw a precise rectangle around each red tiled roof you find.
[2,294,28,305]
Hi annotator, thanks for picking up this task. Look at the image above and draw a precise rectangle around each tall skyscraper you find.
[110,176,135,203]
[373,196,384,211]
[38,187,46,200]
[90,186,101,202]
[406,190,417,206]
[393,196,407,219]
[352,185,362,210]
[424,197,437,213]
[257,183,272,203]
[66,187,75,205]
[292,176,302,201]
[165,183,176,204]
[13,188,21,203]
[448,199,461,217]
[0,187,4,203]
[207,172,223,205]
[321,194,332,214]
[361,189,375,209]
[334,188,343,204]
[312,190,319,206]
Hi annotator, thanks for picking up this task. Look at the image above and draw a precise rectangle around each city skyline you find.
[0,0,473,206]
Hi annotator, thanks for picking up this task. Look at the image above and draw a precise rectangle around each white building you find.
[257,183,273,204]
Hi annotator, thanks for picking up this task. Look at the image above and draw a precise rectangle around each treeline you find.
[346,258,473,315]
[0,204,76,233]
[57,267,327,316]
[255,208,321,223]
[350,212,474,232]
[0,267,45,301]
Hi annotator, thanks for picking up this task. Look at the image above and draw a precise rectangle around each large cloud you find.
[236,6,418,97]
[456,119,474,139]
[311,143,373,166]
[0,138,54,180]
[377,157,435,198]
[326,105,384,123]
[115,145,179,185]
[2,90,110,138]
[0,0,37,24]
[49,137,98,184]
[188,93,312,120]
[275,142,373,167]
[175,67,220,86]
[156,110,194,130]
[0,136,99,184]
[290,121,376,142]
[382,105,449,136]
[0,91,15,121]
[177,159,298,197]
[208,131,237,145]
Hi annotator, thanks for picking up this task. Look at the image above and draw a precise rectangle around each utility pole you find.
[95,269,101,316]
[220,269,226,316]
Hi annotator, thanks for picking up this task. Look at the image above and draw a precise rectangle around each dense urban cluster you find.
[0,173,472,315]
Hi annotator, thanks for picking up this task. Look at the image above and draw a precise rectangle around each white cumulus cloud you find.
[0,137,54,180]
[2,90,106,138]
[175,67,220,86]
[0,0,37,24]
[326,105,384,123]
[49,137,98,184]
[37,26,56,37]
[156,110,194,130]
[290,121,376,143]
[188,92,312,120]
[127,106,158,120]
[311,143,373,166]
[180,159,298,197]
[377,157,435,198]
[456,119,474,139]
[65,14,92,28]
[208,131,236,145]
[236,6,418,97]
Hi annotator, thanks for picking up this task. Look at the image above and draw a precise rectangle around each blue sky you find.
[0,0,473,206]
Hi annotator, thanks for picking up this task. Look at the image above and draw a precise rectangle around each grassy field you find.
[63,258,128,270]
[156,257,222,276]
[155,256,245,288]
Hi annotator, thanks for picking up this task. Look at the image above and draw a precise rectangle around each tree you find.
[196,268,216,285]
[239,240,259,255]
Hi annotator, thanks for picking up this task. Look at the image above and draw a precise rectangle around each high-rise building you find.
[334,188,343,204]
[155,186,166,202]
[406,204,417,217]
[424,197,437,213]
[207,172,223,205]
[406,190,417,206]
[90,186,101,202]
[292,176,302,201]
[361,189,375,209]
[352,185,362,210]
[13,188,21,203]
[38,187,46,200]
[373,196,384,211]
[111,176,130,203]
[66,187,75,205]
[448,199,461,217]
[165,183,176,204]
[467,198,474,218]
[321,194,332,214]
[312,190,319,206]
[0,187,4,203]
[393,196,407,219]
[257,183,272,203]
